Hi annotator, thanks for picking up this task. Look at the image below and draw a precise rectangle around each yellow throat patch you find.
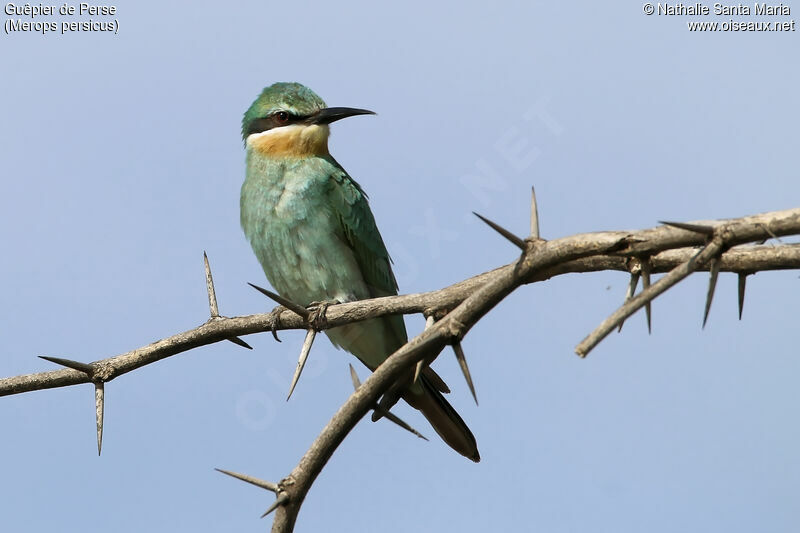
[247,124,330,157]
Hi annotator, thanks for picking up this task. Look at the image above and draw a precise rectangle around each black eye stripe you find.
[245,117,274,136]
[246,110,316,137]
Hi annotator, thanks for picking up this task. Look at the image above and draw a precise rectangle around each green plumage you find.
[241,82,325,140]
[240,82,479,461]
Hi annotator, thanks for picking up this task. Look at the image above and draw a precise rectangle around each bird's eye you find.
[275,111,290,123]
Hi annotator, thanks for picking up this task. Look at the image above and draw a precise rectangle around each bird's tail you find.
[403,376,480,462]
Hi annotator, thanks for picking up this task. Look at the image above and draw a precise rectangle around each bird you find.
[240,82,479,462]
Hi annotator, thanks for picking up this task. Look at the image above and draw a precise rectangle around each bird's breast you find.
[240,155,369,306]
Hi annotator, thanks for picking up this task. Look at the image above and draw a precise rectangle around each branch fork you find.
[2,199,799,533]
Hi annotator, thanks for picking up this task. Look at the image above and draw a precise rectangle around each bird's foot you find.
[306,300,339,331]
[268,305,285,342]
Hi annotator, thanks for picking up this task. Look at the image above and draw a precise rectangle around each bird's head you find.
[242,82,374,157]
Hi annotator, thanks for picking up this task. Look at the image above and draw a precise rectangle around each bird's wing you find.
[326,158,398,298]
[325,157,408,346]
[325,158,452,395]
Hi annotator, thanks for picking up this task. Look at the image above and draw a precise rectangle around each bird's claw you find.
[269,305,285,342]
[307,300,338,331]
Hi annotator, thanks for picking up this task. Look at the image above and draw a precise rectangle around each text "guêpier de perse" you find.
[5,3,115,17]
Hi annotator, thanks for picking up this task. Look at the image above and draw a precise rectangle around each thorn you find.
[348,363,361,390]
[530,186,540,239]
[618,273,640,333]
[641,260,652,334]
[702,258,720,329]
[214,468,279,493]
[415,314,435,387]
[38,356,105,454]
[261,493,289,518]
[204,251,220,319]
[738,273,747,320]
[367,380,427,439]
[659,220,715,236]
[473,212,526,250]
[576,240,724,358]
[203,251,253,350]
[413,359,425,385]
[226,336,253,350]
[373,384,404,422]
[248,283,310,321]
[39,356,94,376]
[379,409,428,441]
[287,329,316,401]
[452,342,478,405]
[95,382,104,456]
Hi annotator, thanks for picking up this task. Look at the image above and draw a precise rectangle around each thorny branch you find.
[1,205,799,532]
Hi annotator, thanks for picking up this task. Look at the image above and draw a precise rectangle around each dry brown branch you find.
[1,206,799,533]
[267,207,800,532]
[2,219,799,398]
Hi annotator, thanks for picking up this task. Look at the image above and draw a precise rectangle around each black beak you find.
[312,107,375,125]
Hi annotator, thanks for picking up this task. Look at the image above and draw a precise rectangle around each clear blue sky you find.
[2,2,799,531]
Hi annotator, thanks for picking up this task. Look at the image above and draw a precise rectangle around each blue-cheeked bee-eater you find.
[240,82,479,462]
